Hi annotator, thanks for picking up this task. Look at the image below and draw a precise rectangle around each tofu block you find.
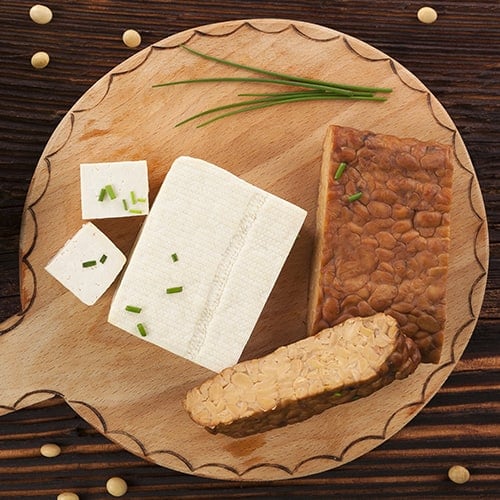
[80,160,149,219]
[45,222,126,305]
[108,156,307,372]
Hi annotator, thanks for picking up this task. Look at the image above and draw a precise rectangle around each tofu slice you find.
[108,156,307,372]
[45,222,127,305]
[80,160,149,219]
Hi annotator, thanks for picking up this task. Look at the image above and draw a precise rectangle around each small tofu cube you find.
[108,156,307,372]
[80,160,149,219]
[45,222,126,305]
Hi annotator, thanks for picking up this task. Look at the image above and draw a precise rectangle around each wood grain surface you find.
[0,1,498,498]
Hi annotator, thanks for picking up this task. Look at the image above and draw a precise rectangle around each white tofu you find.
[45,222,126,305]
[108,156,307,372]
[80,160,149,219]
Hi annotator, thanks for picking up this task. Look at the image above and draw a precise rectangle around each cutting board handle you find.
[0,307,57,416]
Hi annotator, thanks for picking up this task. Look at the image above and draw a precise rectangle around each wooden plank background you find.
[0,1,498,498]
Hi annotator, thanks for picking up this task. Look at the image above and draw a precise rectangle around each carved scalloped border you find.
[0,20,488,479]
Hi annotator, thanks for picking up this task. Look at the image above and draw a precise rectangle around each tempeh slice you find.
[309,125,453,363]
[184,314,421,438]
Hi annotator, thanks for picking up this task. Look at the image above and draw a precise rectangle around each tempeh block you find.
[184,314,421,438]
[309,125,453,363]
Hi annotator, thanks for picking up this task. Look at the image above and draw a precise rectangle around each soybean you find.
[122,29,141,48]
[31,51,50,69]
[106,476,128,497]
[40,442,61,457]
[29,4,53,24]
[417,6,438,24]
[448,465,471,484]
[57,493,79,500]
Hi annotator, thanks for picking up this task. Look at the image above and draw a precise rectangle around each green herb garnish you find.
[137,197,146,203]
[166,286,183,294]
[348,192,363,203]
[122,199,128,211]
[334,392,343,397]
[125,305,142,313]
[98,188,107,202]
[129,209,143,214]
[137,323,147,337]
[105,184,116,200]
[153,45,391,127]
[171,253,179,262]
[82,260,97,268]
[334,162,347,180]
[130,191,137,204]
[99,254,107,264]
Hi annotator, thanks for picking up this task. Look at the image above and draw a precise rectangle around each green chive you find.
[137,323,147,337]
[334,392,343,397]
[82,260,97,268]
[122,199,128,211]
[166,286,183,294]
[99,254,107,264]
[334,162,347,180]
[171,253,179,262]
[137,197,146,203]
[125,305,142,313]
[105,184,116,200]
[98,188,107,202]
[178,45,392,93]
[348,192,363,202]
[154,46,391,127]
[175,94,386,128]
[129,209,143,214]
[130,191,137,204]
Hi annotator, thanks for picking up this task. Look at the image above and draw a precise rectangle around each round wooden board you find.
[0,19,488,481]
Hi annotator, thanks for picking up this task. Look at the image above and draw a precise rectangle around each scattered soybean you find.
[31,51,50,69]
[417,6,438,24]
[29,4,53,24]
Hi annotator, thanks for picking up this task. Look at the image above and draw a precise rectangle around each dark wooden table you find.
[1,1,498,498]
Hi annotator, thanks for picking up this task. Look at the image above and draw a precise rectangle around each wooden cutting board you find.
[0,19,488,481]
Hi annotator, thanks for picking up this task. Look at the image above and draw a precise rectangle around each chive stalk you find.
[137,197,146,203]
[334,162,347,180]
[130,191,137,204]
[105,184,116,200]
[171,253,179,262]
[82,260,97,268]
[137,323,147,337]
[99,254,107,264]
[125,305,142,313]
[154,45,392,127]
[166,286,183,294]
[98,188,107,202]
[122,199,128,211]
[176,94,385,128]
[129,209,143,214]
[179,45,392,94]
[348,192,363,202]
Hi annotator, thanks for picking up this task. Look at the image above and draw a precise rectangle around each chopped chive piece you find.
[122,199,128,211]
[137,323,147,337]
[125,305,142,313]
[171,253,179,262]
[98,188,107,202]
[105,184,116,200]
[82,260,97,268]
[99,254,107,264]
[130,191,137,204]
[348,191,363,203]
[334,162,347,180]
[137,197,146,203]
[334,392,343,397]
[129,209,143,214]
[166,286,183,294]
